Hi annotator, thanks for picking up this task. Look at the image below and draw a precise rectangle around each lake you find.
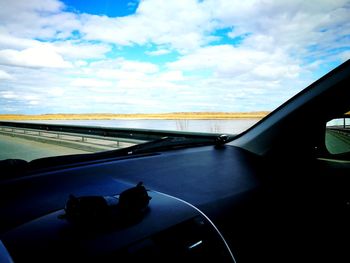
[25,119,261,134]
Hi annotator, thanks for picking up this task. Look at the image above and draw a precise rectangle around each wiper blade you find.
[119,134,235,155]
[120,136,210,155]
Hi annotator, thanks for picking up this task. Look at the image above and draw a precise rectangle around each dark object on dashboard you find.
[60,182,151,226]
[60,194,114,223]
[119,182,151,212]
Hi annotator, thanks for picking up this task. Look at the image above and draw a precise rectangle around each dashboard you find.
[0,145,263,262]
[1,189,234,262]
[1,136,349,263]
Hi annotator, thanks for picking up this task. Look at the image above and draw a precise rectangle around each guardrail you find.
[327,126,350,137]
[0,126,146,148]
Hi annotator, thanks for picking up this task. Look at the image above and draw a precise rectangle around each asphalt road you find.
[325,129,350,154]
[0,134,87,161]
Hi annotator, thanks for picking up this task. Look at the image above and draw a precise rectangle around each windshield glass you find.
[0,0,349,162]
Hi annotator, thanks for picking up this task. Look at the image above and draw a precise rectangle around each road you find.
[325,129,350,154]
[0,134,87,161]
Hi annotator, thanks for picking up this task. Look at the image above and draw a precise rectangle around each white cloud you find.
[0,69,13,80]
[28,100,39,105]
[145,49,171,56]
[206,0,350,56]
[2,0,348,58]
[79,0,215,52]
[0,0,349,114]
[52,41,111,60]
[73,0,350,58]
[0,46,72,68]
[168,45,301,81]
[158,71,184,82]
[0,33,110,60]
[119,60,159,73]
[48,87,65,96]
[90,58,159,74]
[70,78,114,89]
[0,0,79,39]
[338,50,350,62]
[0,33,41,50]
[95,69,146,80]
[0,91,17,99]
[74,60,88,67]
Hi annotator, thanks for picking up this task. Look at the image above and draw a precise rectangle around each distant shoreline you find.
[0,112,269,120]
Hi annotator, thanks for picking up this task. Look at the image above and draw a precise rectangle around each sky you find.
[0,0,349,114]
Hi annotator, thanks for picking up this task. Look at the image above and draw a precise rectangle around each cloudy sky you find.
[0,0,349,114]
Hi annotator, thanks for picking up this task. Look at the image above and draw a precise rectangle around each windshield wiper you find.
[118,134,234,156]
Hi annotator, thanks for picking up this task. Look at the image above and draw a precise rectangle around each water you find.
[24,119,261,135]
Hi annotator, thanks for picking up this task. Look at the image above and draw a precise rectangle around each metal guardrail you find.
[0,126,146,147]
[327,126,350,137]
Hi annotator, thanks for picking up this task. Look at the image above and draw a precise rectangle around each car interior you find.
[0,60,349,262]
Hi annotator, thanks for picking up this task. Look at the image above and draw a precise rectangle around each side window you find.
[325,112,350,155]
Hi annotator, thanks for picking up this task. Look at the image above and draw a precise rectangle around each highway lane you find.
[0,134,87,161]
[325,129,350,154]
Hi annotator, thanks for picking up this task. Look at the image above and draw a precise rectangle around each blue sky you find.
[64,0,139,17]
[0,0,349,114]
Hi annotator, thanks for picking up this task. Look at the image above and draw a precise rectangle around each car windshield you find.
[0,0,349,162]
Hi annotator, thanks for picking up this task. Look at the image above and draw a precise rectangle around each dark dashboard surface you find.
[0,144,265,262]
[2,190,234,262]
[0,145,263,235]
[1,141,348,263]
